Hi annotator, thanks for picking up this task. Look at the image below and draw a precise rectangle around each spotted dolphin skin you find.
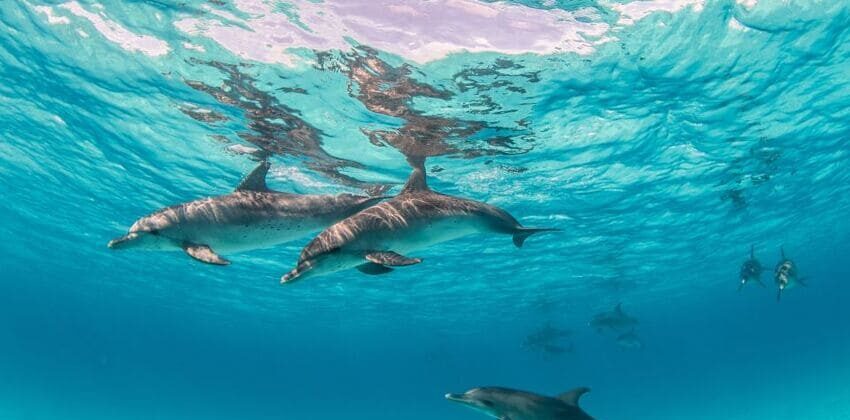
[775,247,805,301]
[280,160,558,283]
[739,245,764,290]
[108,162,386,265]
[445,386,594,420]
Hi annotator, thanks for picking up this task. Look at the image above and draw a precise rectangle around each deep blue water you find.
[2,1,850,419]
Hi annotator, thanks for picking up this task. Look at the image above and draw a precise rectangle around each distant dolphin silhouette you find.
[280,158,558,283]
[446,386,594,420]
[108,161,386,265]
[589,303,639,333]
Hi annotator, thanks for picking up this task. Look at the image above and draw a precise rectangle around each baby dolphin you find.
[589,303,638,333]
[280,159,557,283]
[108,161,386,265]
[739,245,765,290]
[775,247,805,301]
[445,386,594,420]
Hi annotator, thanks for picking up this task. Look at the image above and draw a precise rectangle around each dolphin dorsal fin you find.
[556,387,590,407]
[236,161,271,192]
[400,156,429,194]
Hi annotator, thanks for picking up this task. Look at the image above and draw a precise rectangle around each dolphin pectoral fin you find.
[182,244,230,265]
[365,251,422,267]
[512,227,560,248]
[356,262,394,275]
[556,387,590,407]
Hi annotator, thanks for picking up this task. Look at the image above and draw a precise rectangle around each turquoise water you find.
[2,0,850,419]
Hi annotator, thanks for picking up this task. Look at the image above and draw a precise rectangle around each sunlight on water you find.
[1,1,850,419]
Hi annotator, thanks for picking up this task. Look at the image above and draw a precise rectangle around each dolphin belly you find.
[166,218,325,254]
[346,215,489,255]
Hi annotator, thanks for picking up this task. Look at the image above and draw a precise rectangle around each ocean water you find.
[2,0,850,419]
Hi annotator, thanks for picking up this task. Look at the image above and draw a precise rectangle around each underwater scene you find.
[2,0,850,419]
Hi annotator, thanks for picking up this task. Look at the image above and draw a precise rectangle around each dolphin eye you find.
[149,229,160,236]
[481,400,494,407]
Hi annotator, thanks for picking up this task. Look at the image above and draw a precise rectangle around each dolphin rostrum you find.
[739,245,765,290]
[775,247,805,301]
[445,386,594,420]
[280,159,558,283]
[108,161,386,265]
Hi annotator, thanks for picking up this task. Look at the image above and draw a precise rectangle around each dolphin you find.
[775,247,805,301]
[445,386,594,420]
[615,330,643,350]
[739,245,765,290]
[108,161,386,265]
[523,324,573,356]
[280,159,557,283]
[589,303,638,333]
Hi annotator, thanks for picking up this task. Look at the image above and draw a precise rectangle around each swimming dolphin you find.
[280,159,557,283]
[615,330,643,350]
[445,386,594,420]
[589,303,638,333]
[108,161,386,265]
[523,324,573,356]
[775,247,805,301]
[739,245,765,290]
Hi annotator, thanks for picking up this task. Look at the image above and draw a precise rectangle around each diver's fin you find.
[182,244,230,265]
[512,227,560,248]
[556,387,590,407]
[236,160,271,192]
[365,251,422,266]
[356,262,394,275]
[400,155,429,194]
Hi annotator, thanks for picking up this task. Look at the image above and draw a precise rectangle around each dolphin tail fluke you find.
[512,227,560,248]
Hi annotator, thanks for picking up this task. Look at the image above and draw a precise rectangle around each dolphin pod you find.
[736,246,807,301]
[279,158,559,284]
[446,386,594,420]
[108,161,386,265]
